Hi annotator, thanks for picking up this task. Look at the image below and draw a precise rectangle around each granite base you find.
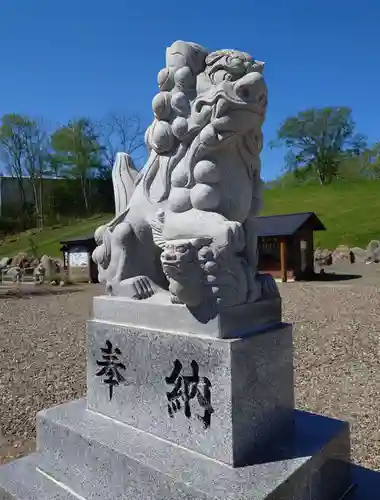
[87,320,294,466]
[92,294,282,339]
[0,398,353,500]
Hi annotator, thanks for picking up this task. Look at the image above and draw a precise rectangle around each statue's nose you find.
[234,72,267,104]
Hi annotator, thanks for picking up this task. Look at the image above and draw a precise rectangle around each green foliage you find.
[0,113,51,227]
[51,118,104,213]
[51,118,103,177]
[0,110,145,236]
[271,107,366,185]
[338,143,380,181]
[27,235,40,259]
[263,180,380,249]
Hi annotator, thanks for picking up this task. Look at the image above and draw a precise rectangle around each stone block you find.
[87,319,293,466]
[92,294,282,339]
[35,399,351,500]
[0,453,77,499]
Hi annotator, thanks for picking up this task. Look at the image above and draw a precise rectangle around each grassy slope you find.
[0,214,112,258]
[262,180,380,249]
[0,180,379,257]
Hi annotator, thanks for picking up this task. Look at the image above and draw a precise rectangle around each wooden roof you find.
[256,212,325,237]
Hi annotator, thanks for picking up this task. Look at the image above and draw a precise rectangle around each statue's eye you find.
[241,88,250,99]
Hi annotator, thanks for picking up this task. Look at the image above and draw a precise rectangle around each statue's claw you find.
[111,276,156,300]
[132,276,155,300]
[170,293,183,304]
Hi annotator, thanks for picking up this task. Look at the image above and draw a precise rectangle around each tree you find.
[51,118,103,213]
[0,114,29,218]
[271,107,366,185]
[22,118,51,227]
[362,144,380,180]
[0,113,50,226]
[98,112,145,170]
[339,143,380,181]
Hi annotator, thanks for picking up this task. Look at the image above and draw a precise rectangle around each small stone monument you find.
[0,40,366,499]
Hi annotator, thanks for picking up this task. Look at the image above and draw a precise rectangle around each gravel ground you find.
[0,280,380,470]
[0,284,97,463]
[281,281,380,471]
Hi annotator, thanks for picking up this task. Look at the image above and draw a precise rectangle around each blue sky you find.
[0,0,379,180]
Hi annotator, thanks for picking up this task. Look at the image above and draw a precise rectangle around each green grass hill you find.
[262,180,380,249]
[0,180,379,259]
[0,214,112,259]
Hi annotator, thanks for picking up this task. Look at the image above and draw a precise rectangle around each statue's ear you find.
[166,40,208,75]
[253,60,265,73]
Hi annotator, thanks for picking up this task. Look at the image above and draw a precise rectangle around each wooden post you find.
[280,238,287,283]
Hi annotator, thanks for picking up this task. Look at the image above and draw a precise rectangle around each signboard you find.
[69,251,89,268]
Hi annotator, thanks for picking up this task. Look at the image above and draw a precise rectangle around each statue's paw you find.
[112,276,156,300]
[217,220,245,252]
[130,276,155,300]
[170,293,183,304]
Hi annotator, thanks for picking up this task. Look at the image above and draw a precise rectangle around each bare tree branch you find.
[97,112,146,169]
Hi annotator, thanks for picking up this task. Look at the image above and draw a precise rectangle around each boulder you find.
[30,258,40,269]
[366,240,380,263]
[350,247,367,264]
[0,257,12,271]
[33,264,45,284]
[332,245,353,264]
[40,255,59,279]
[5,266,22,282]
[55,258,64,271]
[314,247,332,266]
[12,253,31,268]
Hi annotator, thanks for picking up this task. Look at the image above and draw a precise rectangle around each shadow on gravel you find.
[312,272,362,282]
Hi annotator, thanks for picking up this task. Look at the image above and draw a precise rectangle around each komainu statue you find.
[93,40,279,312]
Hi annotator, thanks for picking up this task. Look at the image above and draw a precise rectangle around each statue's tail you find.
[98,153,139,232]
[112,152,138,217]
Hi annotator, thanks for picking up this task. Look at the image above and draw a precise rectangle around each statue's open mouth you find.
[195,86,266,125]
[213,97,264,119]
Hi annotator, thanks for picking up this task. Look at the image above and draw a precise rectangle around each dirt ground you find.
[1,264,380,469]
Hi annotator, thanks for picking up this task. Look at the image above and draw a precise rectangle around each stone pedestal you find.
[0,295,372,499]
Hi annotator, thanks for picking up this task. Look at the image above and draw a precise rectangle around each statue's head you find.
[142,41,267,201]
[196,50,267,138]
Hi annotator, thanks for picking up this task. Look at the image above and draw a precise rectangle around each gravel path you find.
[0,281,380,470]
[280,281,380,471]
[0,285,96,463]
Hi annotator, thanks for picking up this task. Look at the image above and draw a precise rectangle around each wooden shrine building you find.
[60,234,98,284]
[257,212,325,282]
